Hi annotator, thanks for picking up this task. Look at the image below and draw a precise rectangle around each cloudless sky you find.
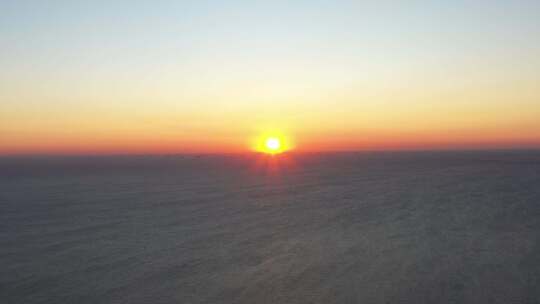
[1,1,540,154]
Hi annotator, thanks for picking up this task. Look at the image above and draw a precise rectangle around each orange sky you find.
[1,1,540,155]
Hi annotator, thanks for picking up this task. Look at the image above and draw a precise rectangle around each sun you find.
[252,132,292,154]
[265,137,281,152]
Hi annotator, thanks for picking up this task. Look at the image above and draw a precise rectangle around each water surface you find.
[1,151,540,303]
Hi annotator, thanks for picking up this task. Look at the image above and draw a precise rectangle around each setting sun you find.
[262,136,285,154]
[252,132,293,154]
[265,138,281,152]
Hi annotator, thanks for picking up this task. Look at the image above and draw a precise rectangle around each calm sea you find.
[1,151,540,303]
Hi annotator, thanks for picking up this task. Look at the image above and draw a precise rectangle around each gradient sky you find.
[1,0,540,154]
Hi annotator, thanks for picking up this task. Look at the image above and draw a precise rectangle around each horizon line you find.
[2,147,540,158]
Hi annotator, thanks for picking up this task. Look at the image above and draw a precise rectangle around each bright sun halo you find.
[253,133,291,154]
[265,137,281,152]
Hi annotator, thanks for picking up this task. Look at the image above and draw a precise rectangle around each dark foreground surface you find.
[1,151,540,304]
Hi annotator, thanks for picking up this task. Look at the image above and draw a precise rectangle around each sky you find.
[1,0,540,154]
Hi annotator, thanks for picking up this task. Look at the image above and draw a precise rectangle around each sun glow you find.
[252,132,293,154]
[265,137,281,151]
